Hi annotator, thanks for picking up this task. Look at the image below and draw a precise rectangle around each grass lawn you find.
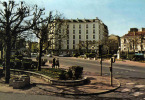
[35,68,65,79]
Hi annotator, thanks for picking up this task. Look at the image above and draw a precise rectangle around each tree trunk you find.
[38,39,42,71]
[5,41,11,83]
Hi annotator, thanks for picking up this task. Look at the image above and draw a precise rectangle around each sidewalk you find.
[0,74,120,96]
[0,57,121,96]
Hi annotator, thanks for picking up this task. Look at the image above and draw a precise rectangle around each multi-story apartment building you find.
[121,28,145,53]
[48,17,108,55]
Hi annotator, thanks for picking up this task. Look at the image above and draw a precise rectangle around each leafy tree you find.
[0,1,46,83]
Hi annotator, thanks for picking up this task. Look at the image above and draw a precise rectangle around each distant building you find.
[121,28,145,53]
[108,34,120,54]
[48,17,109,55]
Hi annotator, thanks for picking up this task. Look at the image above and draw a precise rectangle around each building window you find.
[59,29,61,33]
[67,25,69,28]
[67,35,69,39]
[79,24,81,29]
[67,45,69,49]
[73,24,75,28]
[99,34,101,39]
[86,24,88,28]
[67,30,69,34]
[93,29,95,34]
[79,30,81,34]
[73,45,75,49]
[93,24,95,28]
[124,39,126,43]
[73,30,75,34]
[93,35,95,39]
[86,35,88,39]
[67,40,69,44]
[79,35,81,39]
[73,40,75,44]
[86,30,88,34]
[73,35,75,39]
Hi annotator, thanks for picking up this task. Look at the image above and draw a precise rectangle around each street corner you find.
[37,75,121,96]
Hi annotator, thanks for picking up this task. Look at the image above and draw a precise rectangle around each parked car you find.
[31,53,38,57]
[47,54,52,57]
[59,54,71,57]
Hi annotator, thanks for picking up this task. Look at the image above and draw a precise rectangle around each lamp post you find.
[117,46,121,59]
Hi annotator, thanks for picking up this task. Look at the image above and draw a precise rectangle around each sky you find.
[1,0,145,37]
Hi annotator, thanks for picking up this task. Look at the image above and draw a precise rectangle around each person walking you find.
[55,58,60,68]
[52,58,56,68]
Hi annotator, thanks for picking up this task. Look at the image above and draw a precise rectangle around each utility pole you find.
[110,57,115,86]
[99,45,103,76]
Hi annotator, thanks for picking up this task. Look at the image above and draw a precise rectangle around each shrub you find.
[67,69,73,79]
[85,53,96,58]
[22,59,32,69]
[31,61,38,68]
[58,70,67,80]
[17,55,23,60]
[69,66,83,79]
[14,59,22,69]
[0,59,3,64]
[73,53,80,57]
[132,55,144,61]
[128,54,135,60]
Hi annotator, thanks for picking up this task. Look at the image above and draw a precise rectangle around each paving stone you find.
[134,85,145,88]
[121,88,131,92]
[126,83,135,85]
[132,92,144,97]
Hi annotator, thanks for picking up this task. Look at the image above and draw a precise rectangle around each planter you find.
[13,79,25,89]
[9,77,19,86]
[20,75,30,86]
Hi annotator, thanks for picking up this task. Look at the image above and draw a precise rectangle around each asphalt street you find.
[45,57,145,99]
[47,57,145,79]
[0,92,71,100]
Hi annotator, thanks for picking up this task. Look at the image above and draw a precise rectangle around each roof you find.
[123,31,145,37]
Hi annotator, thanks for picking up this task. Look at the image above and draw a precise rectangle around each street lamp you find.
[117,46,121,59]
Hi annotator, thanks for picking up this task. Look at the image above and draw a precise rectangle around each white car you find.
[47,54,52,57]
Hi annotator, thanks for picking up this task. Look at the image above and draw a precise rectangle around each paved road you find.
[45,57,145,99]
[46,57,145,79]
[0,92,72,100]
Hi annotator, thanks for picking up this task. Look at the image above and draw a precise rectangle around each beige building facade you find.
[121,28,145,53]
[49,17,108,55]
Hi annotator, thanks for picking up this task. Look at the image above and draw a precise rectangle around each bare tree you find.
[0,1,46,83]
[34,11,65,71]
[78,40,97,53]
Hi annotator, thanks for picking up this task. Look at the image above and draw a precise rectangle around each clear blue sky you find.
[2,0,145,37]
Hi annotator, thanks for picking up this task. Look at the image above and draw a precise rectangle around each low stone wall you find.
[9,74,30,89]
[10,69,88,86]
[50,77,88,86]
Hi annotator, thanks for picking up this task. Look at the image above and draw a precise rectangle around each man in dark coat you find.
[52,58,56,68]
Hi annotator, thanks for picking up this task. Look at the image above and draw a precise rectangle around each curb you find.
[37,79,121,96]
[9,69,121,96]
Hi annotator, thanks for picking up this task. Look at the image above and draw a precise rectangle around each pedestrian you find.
[52,58,56,68]
[55,58,60,68]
